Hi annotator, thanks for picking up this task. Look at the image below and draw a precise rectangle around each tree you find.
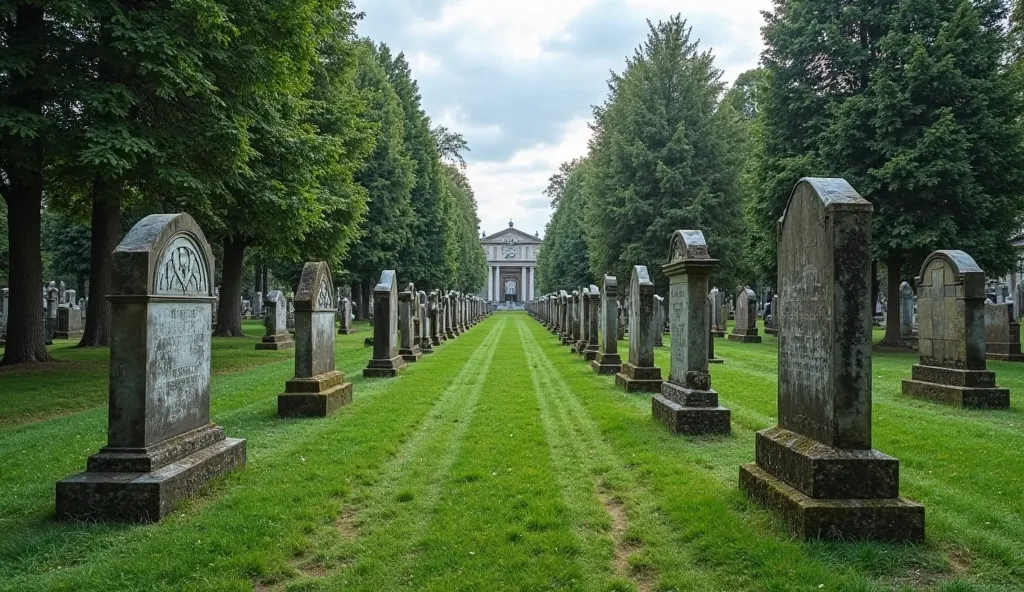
[41,209,92,294]
[584,16,747,295]
[751,0,1024,346]
[0,202,8,286]
[441,162,486,293]
[537,159,594,293]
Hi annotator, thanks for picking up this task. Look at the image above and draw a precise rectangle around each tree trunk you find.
[214,236,247,337]
[78,180,122,347]
[879,255,904,346]
[1,185,50,365]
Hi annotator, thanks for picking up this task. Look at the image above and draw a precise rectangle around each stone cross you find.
[592,276,622,374]
[56,213,245,522]
[615,266,663,393]
[728,287,761,343]
[984,303,1024,362]
[364,270,406,378]
[901,250,1009,408]
[398,284,423,363]
[256,290,293,351]
[739,177,922,542]
[278,262,352,417]
[653,229,730,434]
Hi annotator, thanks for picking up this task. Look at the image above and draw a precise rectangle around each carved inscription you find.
[156,235,209,296]
[669,281,689,384]
[148,302,211,439]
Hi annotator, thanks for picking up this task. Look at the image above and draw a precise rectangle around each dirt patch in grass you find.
[336,506,359,540]
[599,485,653,592]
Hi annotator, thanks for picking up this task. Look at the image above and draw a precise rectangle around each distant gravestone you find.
[574,288,590,354]
[615,266,663,393]
[901,250,1010,408]
[256,290,293,350]
[728,287,761,343]
[338,297,356,335]
[764,295,779,336]
[739,178,922,542]
[429,290,445,346]
[446,292,459,338]
[709,288,726,337]
[558,290,571,345]
[45,287,58,344]
[984,303,1024,362]
[653,230,730,435]
[418,291,434,354]
[56,213,245,522]
[583,285,600,361]
[364,270,406,378]
[278,262,352,417]
[653,295,665,347]
[900,281,918,349]
[58,280,66,306]
[254,291,263,317]
[55,303,83,340]
[398,283,423,363]
[708,299,723,364]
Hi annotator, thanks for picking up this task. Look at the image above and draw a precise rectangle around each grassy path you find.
[1,312,1022,591]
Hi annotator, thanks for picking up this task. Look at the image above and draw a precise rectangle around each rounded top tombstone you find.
[917,250,985,299]
[294,261,334,311]
[112,213,214,298]
[668,229,711,262]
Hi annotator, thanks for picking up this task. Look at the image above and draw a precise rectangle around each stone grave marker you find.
[708,299,723,364]
[583,285,600,361]
[901,250,1010,408]
[418,291,434,354]
[765,294,779,336]
[653,230,730,434]
[984,303,1024,362]
[256,290,294,350]
[710,288,726,337]
[574,288,589,354]
[592,276,623,374]
[55,301,83,340]
[653,294,665,347]
[254,291,263,317]
[728,287,761,343]
[429,290,445,346]
[45,286,58,344]
[739,178,923,542]
[56,213,245,522]
[398,284,423,363]
[338,297,356,335]
[900,281,918,349]
[615,266,664,393]
[0,287,8,338]
[364,270,407,378]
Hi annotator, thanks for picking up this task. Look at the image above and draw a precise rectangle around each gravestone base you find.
[573,339,587,355]
[400,346,423,363]
[363,356,407,378]
[445,330,457,340]
[54,330,84,340]
[431,335,446,346]
[901,364,1009,409]
[582,345,599,361]
[56,426,246,523]
[738,426,922,542]
[902,334,919,350]
[728,329,762,343]
[653,383,730,435]
[614,363,663,393]
[338,327,357,335]
[711,329,725,338]
[591,352,622,375]
[255,334,294,351]
[709,357,725,365]
[560,334,573,346]
[278,371,353,418]
[985,342,1024,362]
[420,342,435,354]
[765,327,778,336]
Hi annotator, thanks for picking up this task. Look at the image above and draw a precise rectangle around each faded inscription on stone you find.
[148,302,211,441]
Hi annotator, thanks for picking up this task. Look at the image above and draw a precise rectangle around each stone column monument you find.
[559,291,571,344]
[45,286,58,343]
[653,230,730,435]
[739,178,923,542]
[255,290,294,350]
[338,297,356,335]
[764,295,779,336]
[574,288,590,354]
[901,251,1010,408]
[899,281,916,347]
[615,266,664,393]
[708,299,723,364]
[398,284,423,363]
[56,213,245,522]
[583,285,600,361]
[728,287,761,343]
[592,276,623,374]
[429,290,445,346]
[364,270,407,378]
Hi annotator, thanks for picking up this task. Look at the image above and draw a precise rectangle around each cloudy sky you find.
[357,0,771,239]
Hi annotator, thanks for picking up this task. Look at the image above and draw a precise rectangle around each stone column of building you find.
[521,268,527,302]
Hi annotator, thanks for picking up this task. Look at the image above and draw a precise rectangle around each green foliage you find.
[0,202,7,285]
[41,209,91,285]
[583,16,747,294]
[441,163,487,292]
[537,158,596,293]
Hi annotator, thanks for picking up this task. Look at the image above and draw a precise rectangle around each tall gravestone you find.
[364,270,406,378]
[55,300,83,340]
[45,287,58,344]
[728,287,761,343]
[583,285,600,361]
[278,262,352,417]
[984,303,1024,362]
[338,297,356,335]
[653,230,730,434]
[418,291,434,354]
[739,178,923,541]
[398,284,423,363]
[559,291,571,345]
[446,292,459,338]
[256,290,294,350]
[429,290,445,346]
[709,288,726,337]
[764,295,779,336]
[254,291,263,317]
[615,266,664,393]
[653,295,665,347]
[592,277,623,374]
[708,299,723,364]
[901,251,1010,408]
[900,281,918,349]
[573,288,590,354]
[56,213,245,522]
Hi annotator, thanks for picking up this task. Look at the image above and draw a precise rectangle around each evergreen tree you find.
[537,159,595,293]
[584,16,747,295]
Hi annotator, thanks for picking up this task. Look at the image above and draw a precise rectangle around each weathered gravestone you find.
[338,297,356,335]
[45,287,58,344]
[739,178,923,542]
[364,270,407,378]
[583,285,600,361]
[256,290,294,350]
[55,299,83,340]
[254,291,263,317]
[0,287,8,339]
[278,262,352,417]
[429,290,445,346]
[900,281,916,346]
[592,278,623,376]
[709,288,726,337]
[653,295,665,347]
[708,299,723,364]
[901,250,1010,408]
[446,292,459,339]
[559,290,571,345]
[56,213,245,522]
[398,284,423,363]
[615,266,664,393]
[764,295,779,336]
[728,287,761,343]
[574,288,590,354]
[653,230,730,435]
[418,291,434,354]
[985,303,1024,362]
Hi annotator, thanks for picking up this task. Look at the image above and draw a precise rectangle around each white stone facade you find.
[480,223,542,303]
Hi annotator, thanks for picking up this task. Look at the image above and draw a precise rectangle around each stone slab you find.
[56,437,246,523]
[727,333,762,344]
[278,382,352,418]
[901,379,1009,409]
[652,395,730,435]
[400,349,423,363]
[255,339,294,351]
[739,463,924,542]
[363,356,407,378]
[986,352,1024,362]
[87,424,226,473]
[709,358,725,365]
[615,363,663,393]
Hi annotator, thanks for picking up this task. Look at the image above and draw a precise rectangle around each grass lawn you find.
[0,312,1022,591]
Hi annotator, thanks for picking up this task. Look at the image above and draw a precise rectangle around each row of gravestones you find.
[529,178,928,543]
[53,212,494,524]
[0,282,88,345]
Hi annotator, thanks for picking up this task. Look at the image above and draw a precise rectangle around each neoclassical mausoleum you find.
[480,221,542,303]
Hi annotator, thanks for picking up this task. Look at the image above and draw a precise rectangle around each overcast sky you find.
[357,0,771,239]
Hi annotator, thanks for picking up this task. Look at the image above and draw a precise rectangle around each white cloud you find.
[405,51,443,76]
[436,106,503,139]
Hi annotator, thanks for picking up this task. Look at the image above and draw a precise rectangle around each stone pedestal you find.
[614,363,663,393]
[653,383,729,435]
[591,351,621,374]
[728,328,761,343]
[256,333,295,350]
[901,365,1009,408]
[279,371,352,417]
[365,271,408,378]
[55,307,83,340]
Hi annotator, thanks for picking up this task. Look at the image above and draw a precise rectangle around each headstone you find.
[398,283,423,363]
[254,291,263,317]
[710,288,726,337]
[55,303,83,339]
[653,230,730,434]
[573,288,590,354]
[582,285,600,361]
[739,178,923,542]
[592,276,623,374]
[901,250,1010,408]
[66,289,77,308]
[764,295,779,336]
[418,291,434,354]
[899,281,919,349]
[45,287,58,344]
[58,280,66,305]
[559,290,571,345]
[286,298,295,331]
[708,299,723,364]
[1017,280,1024,322]
[728,287,761,343]
[429,290,445,346]
[615,266,664,393]
[363,270,407,378]
[255,290,294,350]
[338,298,356,335]
[56,213,245,522]
[984,303,1024,362]
[446,291,459,338]
[277,262,352,417]
[653,295,665,347]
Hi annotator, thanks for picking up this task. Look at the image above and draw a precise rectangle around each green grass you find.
[0,312,1022,591]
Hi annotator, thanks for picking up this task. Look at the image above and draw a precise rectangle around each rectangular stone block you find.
[278,382,352,418]
[901,379,1009,409]
[652,395,730,435]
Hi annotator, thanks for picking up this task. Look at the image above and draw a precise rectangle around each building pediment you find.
[481,227,542,245]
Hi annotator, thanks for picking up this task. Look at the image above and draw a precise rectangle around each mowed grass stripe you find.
[0,317,497,591]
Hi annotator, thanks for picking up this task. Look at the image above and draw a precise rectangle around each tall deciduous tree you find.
[584,16,746,294]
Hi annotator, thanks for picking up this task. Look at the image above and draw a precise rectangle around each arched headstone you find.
[728,287,761,343]
[256,290,294,350]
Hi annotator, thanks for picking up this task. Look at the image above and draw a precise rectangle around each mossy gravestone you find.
[583,285,600,361]
[739,178,924,542]
[429,290,445,347]
[278,262,352,418]
[615,266,664,393]
[592,276,623,375]
[364,270,407,378]
[901,251,1010,408]
[985,303,1024,362]
[56,213,245,522]
[256,290,294,351]
[398,283,423,363]
[728,287,761,343]
[653,230,730,435]
[709,288,725,337]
